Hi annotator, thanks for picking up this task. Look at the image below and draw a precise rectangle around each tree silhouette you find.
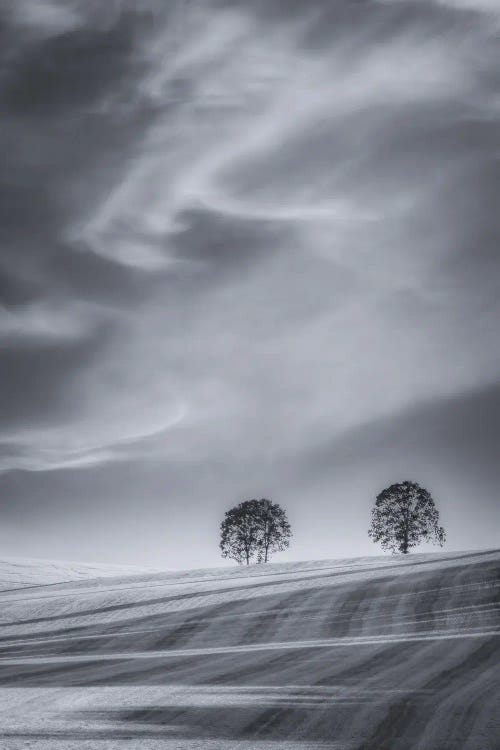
[256,498,292,563]
[220,498,292,565]
[219,499,261,565]
[368,481,445,554]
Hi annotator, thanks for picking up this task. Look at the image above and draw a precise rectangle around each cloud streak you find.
[0,0,498,564]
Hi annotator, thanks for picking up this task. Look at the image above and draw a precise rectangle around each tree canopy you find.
[368,480,445,554]
[220,498,292,565]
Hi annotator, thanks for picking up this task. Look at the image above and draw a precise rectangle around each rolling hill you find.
[0,556,157,592]
[0,549,498,748]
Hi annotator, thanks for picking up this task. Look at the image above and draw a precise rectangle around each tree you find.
[219,498,292,565]
[256,498,292,563]
[219,499,261,565]
[368,480,445,554]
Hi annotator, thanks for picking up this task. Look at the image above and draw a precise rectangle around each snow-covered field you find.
[0,557,156,591]
[0,550,498,749]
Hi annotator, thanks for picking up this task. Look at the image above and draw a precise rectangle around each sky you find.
[0,0,499,569]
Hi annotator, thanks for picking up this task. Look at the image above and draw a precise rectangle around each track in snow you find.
[0,550,498,749]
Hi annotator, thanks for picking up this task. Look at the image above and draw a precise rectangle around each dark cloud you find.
[0,0,498,565]
[1,22,132,116]
[48,242,172,307]
[0,264,40,307]
[297,381,500,489]
[0,3,170,307]
[0,326,109,430]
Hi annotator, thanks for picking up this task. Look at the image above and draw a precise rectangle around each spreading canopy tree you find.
[220,498,292,565]
[368,480,445,554]
[256,498,292,563]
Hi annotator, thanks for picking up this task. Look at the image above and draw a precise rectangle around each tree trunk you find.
[401,527,409,554]
[401,509,409,553]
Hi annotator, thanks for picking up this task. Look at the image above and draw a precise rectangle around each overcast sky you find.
[0,0,499,568]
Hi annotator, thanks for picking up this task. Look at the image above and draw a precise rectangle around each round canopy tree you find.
[220,498,292,565]
[256,498,292,563]
[368,481,445,554]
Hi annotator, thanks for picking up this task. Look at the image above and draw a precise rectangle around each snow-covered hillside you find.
[0,550,498,749]
[0,556,156,591]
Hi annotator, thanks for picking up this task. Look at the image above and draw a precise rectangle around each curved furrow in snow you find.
[0,550,498,749]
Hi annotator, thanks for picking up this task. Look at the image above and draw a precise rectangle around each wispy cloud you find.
[0,0,498,564]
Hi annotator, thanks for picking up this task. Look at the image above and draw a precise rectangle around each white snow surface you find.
[0,550,498,749]
[0,556,157,591]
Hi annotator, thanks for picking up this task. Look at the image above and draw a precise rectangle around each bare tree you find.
[368,480,445,554]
